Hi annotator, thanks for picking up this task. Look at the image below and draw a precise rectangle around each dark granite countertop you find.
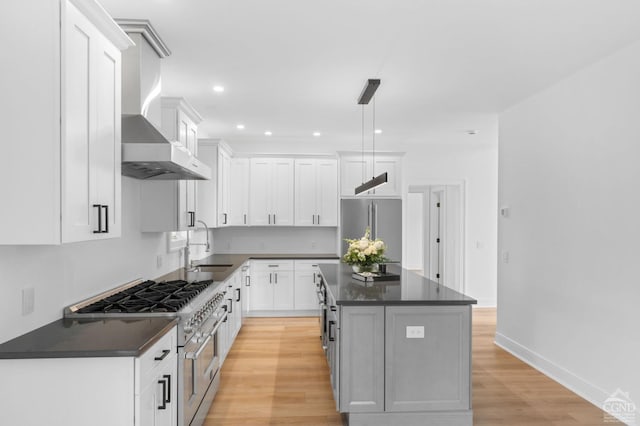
[190,253,339,282]
[320,263,477,306]
[0,317,177,359]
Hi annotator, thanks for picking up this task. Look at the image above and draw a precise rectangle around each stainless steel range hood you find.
[121,115,211,180]
[117,19,211,180]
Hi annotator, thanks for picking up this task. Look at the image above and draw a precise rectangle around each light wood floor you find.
[205,309,619,425]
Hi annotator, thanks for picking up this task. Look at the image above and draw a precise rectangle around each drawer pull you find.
[154,349,170,361]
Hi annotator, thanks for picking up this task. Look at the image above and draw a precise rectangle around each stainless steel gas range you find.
[65,278,228,426]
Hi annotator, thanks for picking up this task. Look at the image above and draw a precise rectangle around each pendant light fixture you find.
[355,79,388,196]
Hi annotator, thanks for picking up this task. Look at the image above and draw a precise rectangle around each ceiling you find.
[101,0,640,146]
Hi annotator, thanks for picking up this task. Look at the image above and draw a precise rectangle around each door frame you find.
[406,180,467,294]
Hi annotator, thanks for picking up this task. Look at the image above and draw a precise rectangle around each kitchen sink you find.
[198,264,233,272]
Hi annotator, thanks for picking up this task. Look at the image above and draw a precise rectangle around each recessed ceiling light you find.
[313,131,321,137]
[213,85,225,93]
[374,129,383,134]
[236,124,245,130]
[264,131,272,136]
[466,129,478,135]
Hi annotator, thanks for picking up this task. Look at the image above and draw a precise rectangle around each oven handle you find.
[210,312,228,336]
[186,334,212,360]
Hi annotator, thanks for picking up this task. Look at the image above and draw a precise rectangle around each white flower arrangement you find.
[343,228,386,267]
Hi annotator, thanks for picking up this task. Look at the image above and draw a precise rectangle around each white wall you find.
[0,178,188,344]
[498,40,640,417]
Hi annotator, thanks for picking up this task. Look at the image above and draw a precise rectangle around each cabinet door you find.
[178,114,189,148]
[294,159,317,226]
[316,159,338,226]
[62,3,95,243]
[187,124,198,155]
[229,158,250,226]
[248,271,273,310]
[340,157,367,197]
[218,149,231,226]
[271,159,294,226]
[385,305,471,412]
[249,159,271,225]
[294,270,319,310]
[272,270,294,310]
[371,156,401,197]
[177,181,190,231]
[340,306,385,413]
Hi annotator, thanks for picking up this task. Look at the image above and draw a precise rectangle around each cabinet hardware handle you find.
[228,299,233,314]
[330,305,337,312]
[93,204,102,233]
[163,374,171,403]
[246,275,251,287]
[328,320,336,342]
[102,205,109,233]
[312,215,315,224]
[317,215,320,225]
[274,273,278,284]
[244,214,247,225]
[155,349,170,361]
[236,288,241,302]
[158,378,167,410]
[223,213,227,225]
[269,273,272,284]
[268,264,278,268]
[268,214,271,224]
[273,214,276,225]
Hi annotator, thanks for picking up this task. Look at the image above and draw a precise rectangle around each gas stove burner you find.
[76,279,214,314]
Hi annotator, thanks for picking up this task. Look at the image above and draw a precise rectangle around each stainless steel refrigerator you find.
[340,198,402,263]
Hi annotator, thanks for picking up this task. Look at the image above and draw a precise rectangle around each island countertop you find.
[319,263,477,305]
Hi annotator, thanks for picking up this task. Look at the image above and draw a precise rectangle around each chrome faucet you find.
[184,220,211,271]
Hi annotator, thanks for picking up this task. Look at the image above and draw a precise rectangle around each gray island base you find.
[319,264,477,426]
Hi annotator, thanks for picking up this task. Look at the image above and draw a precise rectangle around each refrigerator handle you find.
[373,203,378,240]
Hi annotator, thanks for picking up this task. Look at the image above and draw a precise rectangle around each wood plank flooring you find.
[204,309,619,425]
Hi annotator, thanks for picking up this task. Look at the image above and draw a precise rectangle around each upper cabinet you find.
[161,97,202,155]
[0,0,133,244]
[228,158,250,226]
[249,158,294,226]
[140,100,204,232]
[295,159,338,226]
[339,153,404,198]
[217,147,231,227]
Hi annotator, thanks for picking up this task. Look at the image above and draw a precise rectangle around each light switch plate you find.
[22,287,35,315]
[406,325,425,339]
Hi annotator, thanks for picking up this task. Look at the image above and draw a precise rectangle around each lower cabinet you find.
[0,326,178,426]
[334,304,472,421]
[246,259,339,314]
[247,260,295,312]
[220,269,244,365]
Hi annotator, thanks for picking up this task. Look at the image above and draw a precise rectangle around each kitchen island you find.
[319,263,477,426]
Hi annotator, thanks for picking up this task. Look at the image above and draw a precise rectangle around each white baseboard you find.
[494,332,635,425]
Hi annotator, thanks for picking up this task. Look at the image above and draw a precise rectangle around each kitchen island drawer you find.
[137,326,177,383]
[251,260,294,272]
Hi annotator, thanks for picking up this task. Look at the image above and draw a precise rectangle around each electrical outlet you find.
[501,250,510,263]
[22,287,35,315]
[156,255,163,268]
[406,325,424,339]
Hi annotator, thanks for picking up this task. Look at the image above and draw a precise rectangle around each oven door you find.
[182,312,226,426]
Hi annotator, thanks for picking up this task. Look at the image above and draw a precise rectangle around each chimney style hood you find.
[116,19,211,180]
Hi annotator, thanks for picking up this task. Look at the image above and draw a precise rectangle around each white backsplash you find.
[212,227,338,254]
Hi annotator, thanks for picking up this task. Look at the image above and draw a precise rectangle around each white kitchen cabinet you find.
[294,259,340,310]
[247,261,295,311]
[294,158,338,226]
[140,100,204,232]
[217,147,231,226]
[160,97,203,155]
[339,153,403,198]
[228,158,250,226]
[0,326,177,426]
[249,158,294,226]
[140,180,196,232]
[1,0,132,244]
